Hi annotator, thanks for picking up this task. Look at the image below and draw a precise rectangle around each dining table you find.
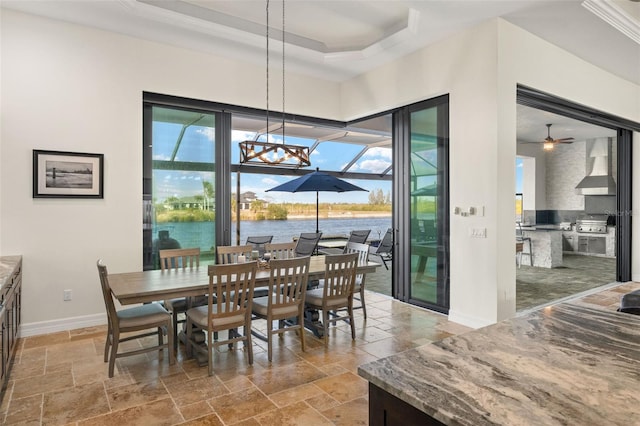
[109,255,381,338]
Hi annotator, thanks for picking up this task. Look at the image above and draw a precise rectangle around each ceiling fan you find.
[526,123,575,151]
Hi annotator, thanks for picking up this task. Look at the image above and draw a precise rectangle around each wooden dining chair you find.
[304,252,358,346]
[265,241,297,260]
[159,247,203,351]
[97,260,174,377]
[216,244,253,264]
[185,261,258,376]
[343,242,371,319]
[251,256,310,362]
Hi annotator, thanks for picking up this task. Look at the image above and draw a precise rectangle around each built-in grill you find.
[576,215,608,234]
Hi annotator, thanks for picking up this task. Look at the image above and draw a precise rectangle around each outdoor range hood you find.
[575,137,616,196]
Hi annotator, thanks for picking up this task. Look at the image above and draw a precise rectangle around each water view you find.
[153,217,392,255]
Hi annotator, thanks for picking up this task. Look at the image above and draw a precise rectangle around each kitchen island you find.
[519,225,563,268]
[358,302,640,425]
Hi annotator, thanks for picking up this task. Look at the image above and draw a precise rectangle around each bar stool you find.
[516,222,533,266]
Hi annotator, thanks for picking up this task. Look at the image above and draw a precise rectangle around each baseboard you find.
[19,313,107,338]
[447,309,494,329]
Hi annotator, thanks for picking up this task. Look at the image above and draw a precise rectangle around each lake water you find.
[155,217,392,252]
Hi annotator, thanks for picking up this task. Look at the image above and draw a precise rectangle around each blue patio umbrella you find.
[266,168,368,233]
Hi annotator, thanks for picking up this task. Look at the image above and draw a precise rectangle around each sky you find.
[152,121,392,204]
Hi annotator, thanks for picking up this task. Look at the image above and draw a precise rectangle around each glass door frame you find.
[392,95,450,313]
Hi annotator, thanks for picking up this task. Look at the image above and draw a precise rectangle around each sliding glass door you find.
[395,96,449,312]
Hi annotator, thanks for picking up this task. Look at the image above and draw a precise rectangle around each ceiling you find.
[2,0,639,84]
[1,0,636,149]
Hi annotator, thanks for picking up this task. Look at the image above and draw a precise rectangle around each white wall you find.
[342,19,639,327]
[2,10,639,334]
[0,10,340,333]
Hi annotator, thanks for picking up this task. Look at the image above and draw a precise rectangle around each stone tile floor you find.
[0,292,471,425]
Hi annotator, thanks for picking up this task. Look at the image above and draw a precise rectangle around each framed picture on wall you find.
[33,150,104,198]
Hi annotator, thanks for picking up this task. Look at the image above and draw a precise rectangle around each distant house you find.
[164,196,212,211]
[238,191,268,211]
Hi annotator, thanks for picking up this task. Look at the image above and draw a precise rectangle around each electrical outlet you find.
[63,289,72,301]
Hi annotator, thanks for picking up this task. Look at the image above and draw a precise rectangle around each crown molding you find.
[582,0,640,44]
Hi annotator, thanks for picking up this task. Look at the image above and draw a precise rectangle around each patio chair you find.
[251,256,310,361]
[246,235,274,257]
[347,229,371,244]
[97,260,174,377]
[305,252,358,346]
[185,262,257,376]
[160,248,206,351]
[295,232,323,257]
[371,228,393,269]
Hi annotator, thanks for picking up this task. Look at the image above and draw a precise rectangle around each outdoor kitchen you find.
[515,126,618,310]
[517,136,617,267]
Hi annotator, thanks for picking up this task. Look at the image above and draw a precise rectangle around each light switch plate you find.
[469,228,487,238]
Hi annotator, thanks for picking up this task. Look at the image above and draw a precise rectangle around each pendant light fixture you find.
[239,0,311,168]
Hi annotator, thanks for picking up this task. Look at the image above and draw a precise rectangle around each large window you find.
[143,105,216,269]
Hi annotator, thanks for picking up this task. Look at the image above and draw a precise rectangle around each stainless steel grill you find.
[576,217,608,234]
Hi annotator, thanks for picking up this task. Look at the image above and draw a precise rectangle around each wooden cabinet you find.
[0,257,22,402]
[369,383,445,426]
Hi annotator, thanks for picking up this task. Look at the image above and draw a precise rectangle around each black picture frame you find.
[33,150,104,198]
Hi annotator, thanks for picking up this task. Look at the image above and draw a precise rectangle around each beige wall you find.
[1,10,639,333]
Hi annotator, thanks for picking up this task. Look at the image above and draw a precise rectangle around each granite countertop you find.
[0,256,22,291]
[358,303,640,425]
[520,225,565,231]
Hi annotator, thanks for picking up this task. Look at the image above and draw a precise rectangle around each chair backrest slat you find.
[207,262,257,327]
[323,252,358,302]
[343,242,369,281]
[159,248,200,271]
[216,244,253,264]
[265,241,297,260]
[96,260,118,330]
[269,256,310,308]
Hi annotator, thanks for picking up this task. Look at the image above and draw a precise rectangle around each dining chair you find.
[216,244,253,264]
[97,260,174,378]
[295,232,323,257]
[159,247,204,351]
[265,241,297,260]
[246,235,274,257]
[371,228,393,269]
[343,242,371,319]
[347,229,371,244]
[185,261,258,376]
[251,256,310,361]
[304,252,358,346]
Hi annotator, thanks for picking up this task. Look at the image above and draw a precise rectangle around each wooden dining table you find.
[109,255,381,337]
